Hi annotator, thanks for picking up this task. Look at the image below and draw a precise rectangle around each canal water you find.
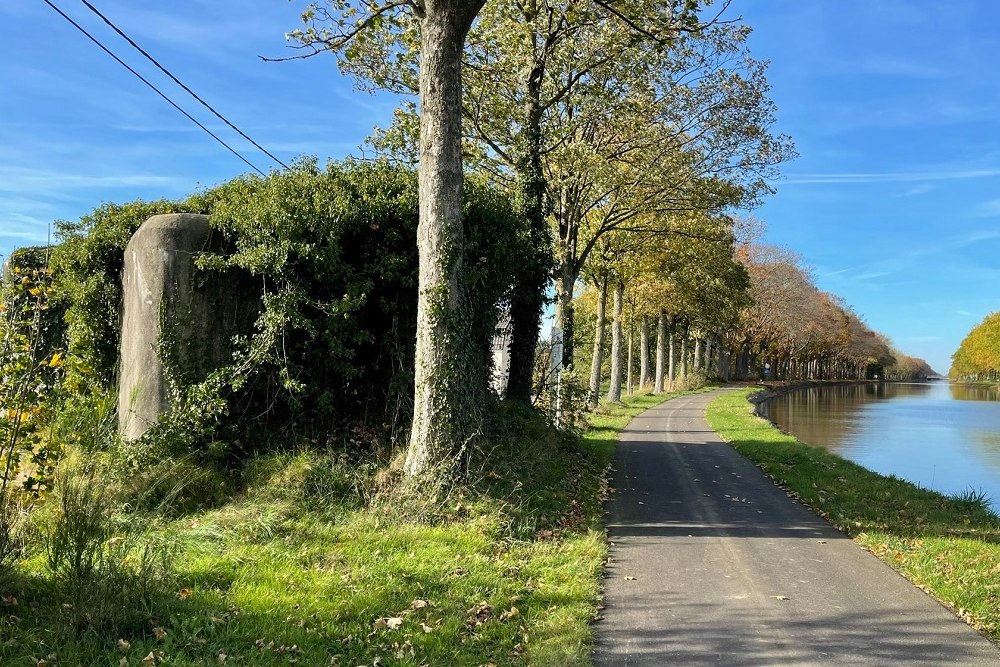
[759,382,1000,512]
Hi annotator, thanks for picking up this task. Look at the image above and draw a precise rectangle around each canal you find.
[759,382,1000,512]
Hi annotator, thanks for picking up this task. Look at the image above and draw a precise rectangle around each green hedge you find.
[48,159,527,458]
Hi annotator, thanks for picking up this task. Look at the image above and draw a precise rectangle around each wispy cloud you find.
[782,168,1000,185]
[0,168,184,194]
[895,184,934,197]
[974,198,1000,217]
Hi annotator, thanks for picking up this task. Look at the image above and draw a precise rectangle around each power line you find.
[79,0,289,170]
[41,0,267,176]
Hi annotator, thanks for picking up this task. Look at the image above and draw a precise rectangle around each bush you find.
[673,368,709,391]
[1,248,63,496]
[44,159,529,473]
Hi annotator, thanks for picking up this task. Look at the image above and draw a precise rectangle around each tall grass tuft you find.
[42,462,176,636]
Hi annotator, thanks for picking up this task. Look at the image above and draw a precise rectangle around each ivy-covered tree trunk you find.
[639,316,651,389]
[505,37,549,402]
[606,279,625,402]
[405,0,487,478]
[588,275,608,407]
[554,185,579,370]
[654,310,666,393]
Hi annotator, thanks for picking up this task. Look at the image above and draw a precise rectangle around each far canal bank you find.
[756,381,1000,512]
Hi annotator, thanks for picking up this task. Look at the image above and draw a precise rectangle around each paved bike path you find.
[594,389,999,666]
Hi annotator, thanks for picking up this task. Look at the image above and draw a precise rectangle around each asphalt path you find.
[593,388,1000,666]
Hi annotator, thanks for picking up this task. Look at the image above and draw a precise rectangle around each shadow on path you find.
[594,389,999,666]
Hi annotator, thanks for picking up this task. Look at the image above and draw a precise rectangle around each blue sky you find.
[2,1,998,374]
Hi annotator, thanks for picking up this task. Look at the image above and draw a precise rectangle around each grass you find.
[706,387,1000,641]
[0,389,706,667]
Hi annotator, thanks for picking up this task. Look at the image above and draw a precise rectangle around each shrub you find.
[46,159,529,471]
[1,248,63,496]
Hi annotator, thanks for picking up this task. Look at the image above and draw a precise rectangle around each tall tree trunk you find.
[588,275,609,407]
[505,16,549,402]
[693,337,702,372]
[554,254,575,369]
[679,322,689,380]
[704,336,713,375]
[654,311,666,393]
[639,316,651,389]
[405,1,487,478]
[607,279,625,402]
[626,325,634,396]
[667,320,676,390]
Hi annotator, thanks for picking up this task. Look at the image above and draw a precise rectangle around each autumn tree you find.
[951,311,1000,382]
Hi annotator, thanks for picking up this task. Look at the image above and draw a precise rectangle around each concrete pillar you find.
[118,213,257,440]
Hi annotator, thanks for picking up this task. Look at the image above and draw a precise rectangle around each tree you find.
[282,0,486,478]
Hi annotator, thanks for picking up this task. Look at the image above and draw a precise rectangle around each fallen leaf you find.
[421,623,434,633]
[386,617,403,630]
[624,576,637,581]
[152,627,167,641]
[119,658,128,667]
[178,588,191,600]
[141,652,156,666]
[770,595,789,601]
[410,599,429,610]
[499,607,519,621]
[217,651,227,664]
[118,639,131,652]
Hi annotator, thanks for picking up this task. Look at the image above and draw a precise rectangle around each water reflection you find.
[950,383,1000,402]
[762,382,1000,511]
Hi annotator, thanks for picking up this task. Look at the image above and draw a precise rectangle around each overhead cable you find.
[41,0,266,176]
[79,0,289,170]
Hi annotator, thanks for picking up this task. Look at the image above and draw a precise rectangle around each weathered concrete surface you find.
[594,389,1000,666]
[118,213,257,440]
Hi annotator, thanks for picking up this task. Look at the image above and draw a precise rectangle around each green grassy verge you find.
[705,388,1000,640]
[0,390,703,667]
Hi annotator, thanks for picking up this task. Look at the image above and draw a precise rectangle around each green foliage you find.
[1,249,63,497]
[950,310,1000,381]
[43,160,527,467]
[188,159,524,461]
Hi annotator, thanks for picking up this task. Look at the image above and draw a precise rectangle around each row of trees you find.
[284,0,795,475]
[575,236,935,401]
[951,312,1000,382]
